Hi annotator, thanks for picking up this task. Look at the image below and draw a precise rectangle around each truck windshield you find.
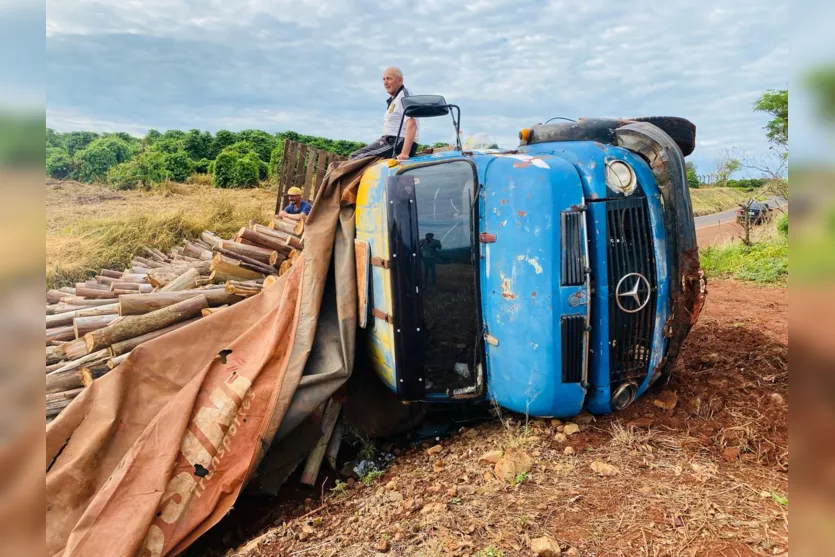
[401,161,479,394]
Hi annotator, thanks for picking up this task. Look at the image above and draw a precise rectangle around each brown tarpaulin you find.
[45,157,378,557]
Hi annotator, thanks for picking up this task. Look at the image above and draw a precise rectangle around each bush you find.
[212,130,238,156]
[163,150,193,182]
[193,158,211,174]
[107,151,168,190]
[726,178,766,190]
[74,142,118,182]
[238,130,277,162]
[73,136,138,182]
[269,142,284,181]
[700,239,788,283]
[64,131,99,156]
[777,213,788,237]
[212,151,238,189]
[46,147,72,179]
[238,153,261,186]
[183,129,213,160]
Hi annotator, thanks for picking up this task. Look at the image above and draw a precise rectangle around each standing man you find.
[349,67,420,161]
[278,186,311,222]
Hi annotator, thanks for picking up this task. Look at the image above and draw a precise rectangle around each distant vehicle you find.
[354,96,706,418]
[736,200,773,224]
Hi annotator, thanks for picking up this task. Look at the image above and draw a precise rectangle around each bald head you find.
[383,66,404,95]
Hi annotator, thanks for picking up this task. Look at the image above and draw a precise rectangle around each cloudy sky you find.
[43,0,790,174]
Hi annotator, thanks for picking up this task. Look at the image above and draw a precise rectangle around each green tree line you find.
[46,128,370,189]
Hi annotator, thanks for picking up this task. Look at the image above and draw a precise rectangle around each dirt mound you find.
[208,280,788,557]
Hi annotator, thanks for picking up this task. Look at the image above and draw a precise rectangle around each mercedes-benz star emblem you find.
[615,273,651,313]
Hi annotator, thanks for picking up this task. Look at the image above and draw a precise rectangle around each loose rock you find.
[478,450,503,465]
[447,485,458,497]
[494,448,533,484]
[551,419,563,427]
[722,447,740,462]
[564,423,580,436]
[590,461,620,476]
[653,391,679,411]
[420,502,447,515]
[565,547,580,556]
[426,444,443,456]
[374,538,391,553]
[564,446,576,456]
[553,433,567,443]
[531,536,562,556]
[574,412,595,425]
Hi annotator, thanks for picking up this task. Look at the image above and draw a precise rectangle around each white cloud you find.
[45,0,790,173]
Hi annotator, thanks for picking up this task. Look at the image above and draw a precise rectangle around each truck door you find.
[386,160,485,401]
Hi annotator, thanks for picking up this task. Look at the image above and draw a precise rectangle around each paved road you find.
[694,197,788,228]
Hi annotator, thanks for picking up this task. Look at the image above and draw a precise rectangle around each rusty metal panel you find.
[371,308,393,324]
[354,239,370,328]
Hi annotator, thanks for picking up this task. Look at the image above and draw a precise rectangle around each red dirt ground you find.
[219,280,788,557]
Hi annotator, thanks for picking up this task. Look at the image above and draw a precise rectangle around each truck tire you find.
[627,117,696,157]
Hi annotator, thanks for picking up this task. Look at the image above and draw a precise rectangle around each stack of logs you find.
[45,214,306,422]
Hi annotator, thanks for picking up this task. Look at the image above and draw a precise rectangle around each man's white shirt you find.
[383,87,420,142]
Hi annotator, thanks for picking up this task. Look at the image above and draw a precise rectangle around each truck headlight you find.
[605,160,637,196]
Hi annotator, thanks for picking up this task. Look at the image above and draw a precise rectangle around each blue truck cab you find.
[354,97,706,418]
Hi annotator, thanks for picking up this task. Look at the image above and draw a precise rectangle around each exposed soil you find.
[214,280,788,557]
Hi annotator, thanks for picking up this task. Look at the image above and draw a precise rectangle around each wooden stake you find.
[46,345,64,365]
[201,305,228,317]
[118,290,241,315]
[107,351,132,369]
[47,289,65,304]
[217,240,277,266]
[59,296,119,306]
[85,295,208,353]
[48,349,110,377]
[46,303,119,328]
[211,254,265,281]
[46,388,84,418]
[108,317,199,356]
[160,268,200,292]
[73,314,119,338]
[212,247,276,275]
[47,326,75,343]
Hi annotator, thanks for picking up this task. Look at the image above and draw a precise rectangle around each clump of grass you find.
[689,187,760,217]
[361,469,383,486]
[46,194,272,288]
[700,238,788,284]
[185,173,214,187]
[777,213,788,237]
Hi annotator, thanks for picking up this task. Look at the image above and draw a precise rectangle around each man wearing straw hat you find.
[278,186,312,222]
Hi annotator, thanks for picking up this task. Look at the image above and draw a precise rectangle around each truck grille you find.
[560,211,585,286]
[561,315,585,383]
[605,196,657,386]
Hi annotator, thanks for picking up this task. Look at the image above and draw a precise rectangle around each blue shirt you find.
[284,200,312,215]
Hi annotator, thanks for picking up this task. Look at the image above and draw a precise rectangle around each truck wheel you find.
[627,117,697,157]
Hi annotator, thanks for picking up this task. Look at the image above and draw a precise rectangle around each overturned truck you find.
[355,97,706,417]
[45,99,706,557]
